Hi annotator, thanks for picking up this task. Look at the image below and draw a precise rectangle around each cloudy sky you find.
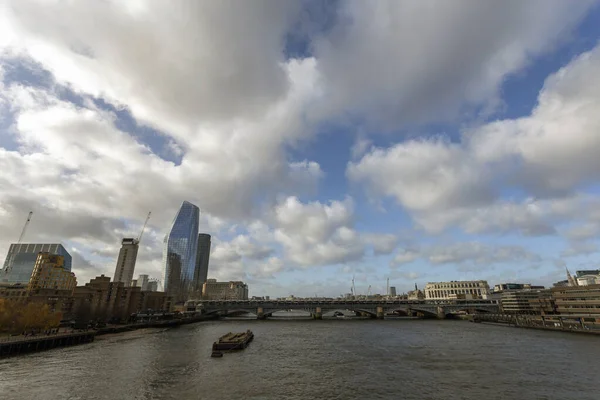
[1,1,600,297]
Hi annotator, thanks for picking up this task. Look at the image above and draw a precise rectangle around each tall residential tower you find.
[112,238,139,287]
[162,201,200,302]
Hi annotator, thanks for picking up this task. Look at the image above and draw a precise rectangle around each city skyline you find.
[1,2,600,298]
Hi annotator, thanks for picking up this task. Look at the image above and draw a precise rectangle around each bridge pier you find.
[376,306,384,319]
[257,307,266,320]
[313,307,322,320]
[436,306,446,319]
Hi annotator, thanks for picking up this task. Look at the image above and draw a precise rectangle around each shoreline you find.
[471,318,600,336]
[0,314,218,358]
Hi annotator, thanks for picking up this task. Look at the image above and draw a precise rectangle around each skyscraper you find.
[113,238,139,287]
[194,233,211,292]
[162,201,199,302]
[137,274,149,291]
[1,243,72,285]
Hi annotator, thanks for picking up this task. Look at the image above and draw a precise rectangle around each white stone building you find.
[425,280,490,300]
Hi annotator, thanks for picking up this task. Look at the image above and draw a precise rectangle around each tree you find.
[0,299,62,334]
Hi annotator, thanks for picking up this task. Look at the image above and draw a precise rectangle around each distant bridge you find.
[193,299,499,319]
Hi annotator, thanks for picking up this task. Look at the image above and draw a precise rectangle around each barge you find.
[212,330,254,355]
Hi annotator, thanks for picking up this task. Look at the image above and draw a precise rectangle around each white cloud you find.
[391,242,541,269]
[271,196,364,266]
[391,249,420,266]
[560,241,599,258]
[314,0,593,127]
[364,233,398,255]
[0,1,598,295]
[347,138,493,213]
[349,43,600,235]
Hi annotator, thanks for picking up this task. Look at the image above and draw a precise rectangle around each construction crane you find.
[18,211,33,243]
[137,211,151,243]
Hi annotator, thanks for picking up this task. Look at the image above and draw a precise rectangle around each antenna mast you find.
[137,211,151,243]
[18,211,33,243]
[386,277,390,296]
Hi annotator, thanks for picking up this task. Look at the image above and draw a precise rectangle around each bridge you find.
[192,299,500,319]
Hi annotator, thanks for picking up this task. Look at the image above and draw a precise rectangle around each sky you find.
[1,0,600,298]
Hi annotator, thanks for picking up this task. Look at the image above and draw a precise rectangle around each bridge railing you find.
[199,299,499,307]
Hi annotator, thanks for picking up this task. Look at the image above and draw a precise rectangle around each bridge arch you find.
[387,307,439,318]
[264,309,313,317]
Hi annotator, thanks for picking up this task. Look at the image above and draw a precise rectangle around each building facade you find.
[162,201,200,303]
[194,233,211,292]
[389,286,397,297]
[575,270,600,286]
[28,252,77,292]
[202,279,248,300]
[147,281,159,292]
[113,238,140,287]
[500,289,550,314]
[425,280,490,300]
[71,275,172,322]
[552,284,600,316]
[136,274,150,291]
[493,283,545,292]
[1,243,72,285]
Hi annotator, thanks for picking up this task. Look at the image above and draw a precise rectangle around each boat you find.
[212,330,254,352]
[211,351,223,358]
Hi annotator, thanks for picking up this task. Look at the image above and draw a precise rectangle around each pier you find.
[0,331,96,357]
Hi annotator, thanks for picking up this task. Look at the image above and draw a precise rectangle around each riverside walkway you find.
[0,330,96,357]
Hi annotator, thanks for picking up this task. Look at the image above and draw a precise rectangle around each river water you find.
[0,319,598,400]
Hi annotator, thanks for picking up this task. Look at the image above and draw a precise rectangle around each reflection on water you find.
[1,320,599,400]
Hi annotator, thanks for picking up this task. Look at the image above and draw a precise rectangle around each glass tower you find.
[194,233,211,291]
[162,201,200,302]
[1,243,72,285]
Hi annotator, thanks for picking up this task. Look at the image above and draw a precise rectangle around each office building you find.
[500,289,550,314]
[112,238,140,287]
[1,243,72,284]
[137,274,150,291]
[147,280,159,292]
[575,270,600,286]
[28,252,77,292]
[425,280,490,300]
[389,286,397,297]
[162,201,200,302]
[71,275,172,322]
[194,233,211,291]
[553,279,569,288]
[202,279,248,300]
[493,283,545,293]
[552,284,600,316]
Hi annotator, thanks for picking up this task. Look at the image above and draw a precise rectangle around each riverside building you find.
[28,252,77,292]
[202,279,248,300]
[424,280,490,300]
[1,243,72,285]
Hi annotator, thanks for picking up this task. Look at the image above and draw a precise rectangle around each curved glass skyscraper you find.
[162,201,199,302]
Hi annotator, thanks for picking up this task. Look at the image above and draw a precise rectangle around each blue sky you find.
[1,1,600,297]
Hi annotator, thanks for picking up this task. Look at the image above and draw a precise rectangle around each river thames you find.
[1,319,598,400]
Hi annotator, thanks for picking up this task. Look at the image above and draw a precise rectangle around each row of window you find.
[426,282,487,289]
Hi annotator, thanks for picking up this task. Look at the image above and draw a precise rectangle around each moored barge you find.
[212,330,254,352]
